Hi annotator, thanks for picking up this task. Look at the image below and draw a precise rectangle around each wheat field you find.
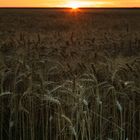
[0,8,140,140]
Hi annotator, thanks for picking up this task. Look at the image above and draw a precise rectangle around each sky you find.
[0,0,140,7]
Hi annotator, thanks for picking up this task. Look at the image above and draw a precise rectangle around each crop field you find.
[0,8,140,140]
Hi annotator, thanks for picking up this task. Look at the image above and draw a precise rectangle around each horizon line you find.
[0,7,140,9]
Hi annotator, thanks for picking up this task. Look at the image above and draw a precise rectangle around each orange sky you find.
[0,0,140,7]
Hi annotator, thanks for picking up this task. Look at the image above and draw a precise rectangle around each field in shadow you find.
[0,8,140,140]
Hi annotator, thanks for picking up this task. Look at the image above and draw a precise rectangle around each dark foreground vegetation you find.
[0,8,140,140]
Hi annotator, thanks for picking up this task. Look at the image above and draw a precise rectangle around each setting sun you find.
[69,2,80,9]
[65,1,93,9]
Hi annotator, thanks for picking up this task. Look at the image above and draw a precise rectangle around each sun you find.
[70,2,79,9]
[67,1,80,9]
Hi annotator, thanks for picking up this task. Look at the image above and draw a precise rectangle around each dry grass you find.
[0,9,140,140]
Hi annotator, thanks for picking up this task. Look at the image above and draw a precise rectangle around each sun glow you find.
[64,1,113,8]
[69,2,79,9]
[66,1,88,9]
